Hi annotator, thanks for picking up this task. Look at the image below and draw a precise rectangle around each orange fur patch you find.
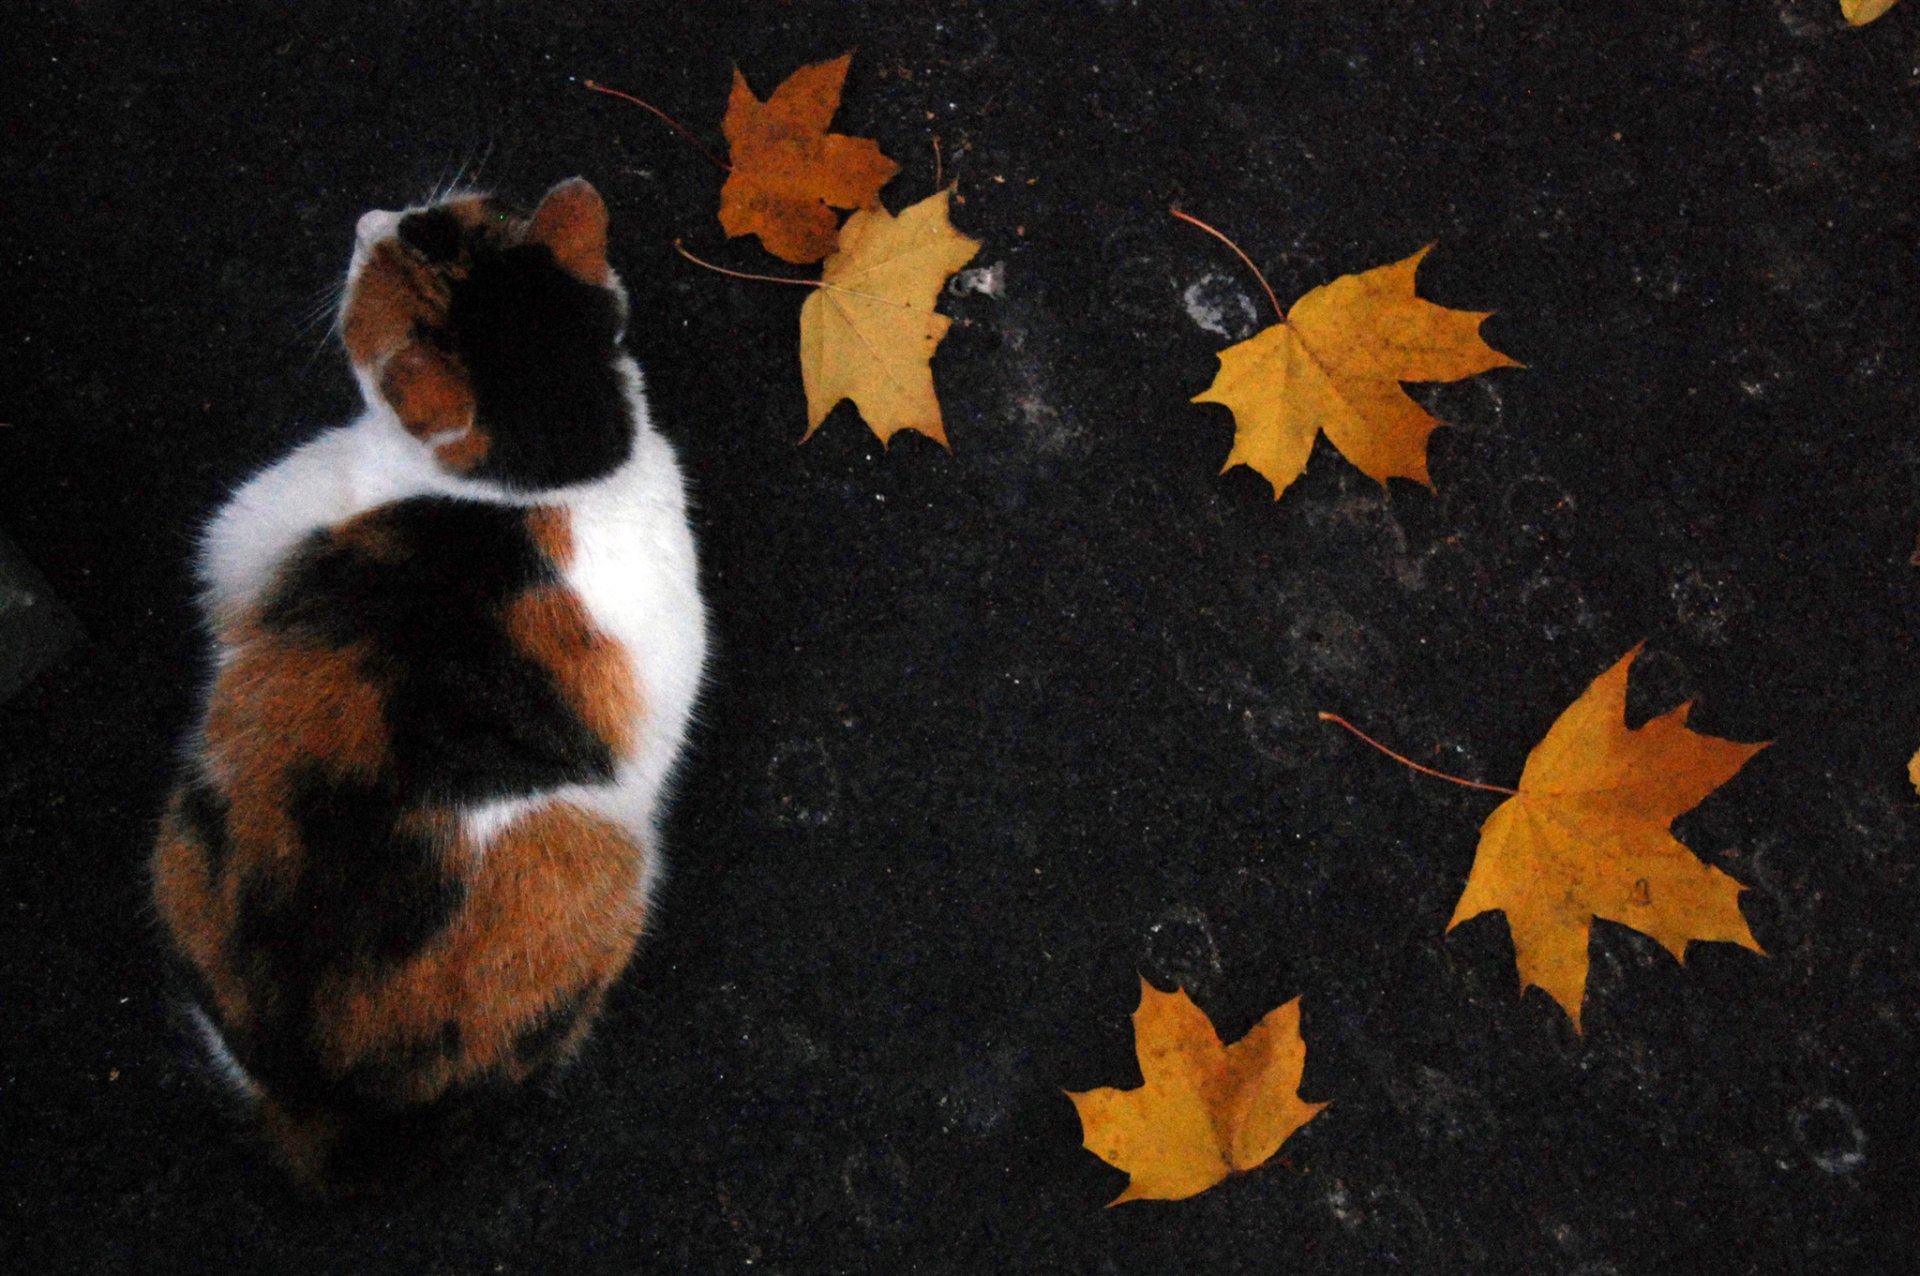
[330,512,405,562]
[378,346,477,444]
[342,236,496,474]
[503,585,639,758]
[202,638,388,876]
[443,195,496,230]
[431,428,490,473]
[342,242,446,368]
[525,507,575,568]
[152,796,250,1029]
[312,803,647,1096]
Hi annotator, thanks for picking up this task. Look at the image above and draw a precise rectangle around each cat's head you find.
[341,178,635,492]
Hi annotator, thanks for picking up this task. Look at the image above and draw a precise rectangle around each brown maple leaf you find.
[1066,981,1326,1204]
[719,53,901,264]
[1447,645,1769,1030]
[1182,221,1519,501]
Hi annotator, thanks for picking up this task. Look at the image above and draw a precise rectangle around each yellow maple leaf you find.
[1841,0,1902,25]
[1191,244,1519,500]
[799,189,980,447]
[1908,744,1919,793]
[1066,980,1327,1204]
[719,53,901,265]
[1449,645,1769,1031]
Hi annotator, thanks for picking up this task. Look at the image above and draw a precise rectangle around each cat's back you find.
[157,486,656,1179]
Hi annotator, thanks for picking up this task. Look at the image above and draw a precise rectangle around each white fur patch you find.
[460,793,549,852]
[189,1004,260,1102]
[553,361,709,906]
[197,411,458,622]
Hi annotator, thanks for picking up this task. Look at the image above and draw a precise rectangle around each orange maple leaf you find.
[1188,238,1519,500]
[719,53,901,264]
[1448,645,1769,1030]
[1066,981,1326,1204]
[1841,0,1902,25]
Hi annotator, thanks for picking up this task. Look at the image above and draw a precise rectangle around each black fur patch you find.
[259,497,615,802]
[225,766,465,1105]
[333,1017,466,1101]
[177,777,233,883]
[447,241,632,490]
[397,208,463,264]
[280,770,467,967]
[158,928,225,1036]
[511,982,596,1070]
[156,775,236,1040]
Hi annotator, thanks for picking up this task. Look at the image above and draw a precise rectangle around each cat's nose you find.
[356,210,400,245]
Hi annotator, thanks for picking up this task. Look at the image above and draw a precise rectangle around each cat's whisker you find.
[426,149,459,208]
[293,285,346,331]
[292,287,347,368]
[291,319,339,361]
[302,273,347,306]
[292,292,345,340]
[434,135,497,206]
[297,327,337,374]
[469,134,498,192]
[439,151,463,204]
[454,138,481,198]
[297,278,342,308]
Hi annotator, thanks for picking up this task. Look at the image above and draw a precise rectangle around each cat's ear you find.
[529,178,610,286]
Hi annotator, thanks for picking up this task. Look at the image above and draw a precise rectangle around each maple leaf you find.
[1190,243,1519,500]
[799,189,980,447]
[1448,645,1769,1031]
[1066,981,1327,1205]
[1841,0,1902,25]
[719,53,901,265]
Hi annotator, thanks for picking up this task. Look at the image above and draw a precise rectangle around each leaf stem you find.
[1316,712,1519,796]
[1169,208,1283,323]
[671,240,924,313]
[583,78,732,173]
[672,240,820,287]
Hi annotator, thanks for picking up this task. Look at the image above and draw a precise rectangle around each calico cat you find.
[150,178,707,1188]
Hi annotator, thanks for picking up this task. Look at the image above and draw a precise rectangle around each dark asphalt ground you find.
[3,2,1916,1271]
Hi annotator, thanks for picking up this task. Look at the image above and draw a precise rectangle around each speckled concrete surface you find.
[3,2,1916,1271]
